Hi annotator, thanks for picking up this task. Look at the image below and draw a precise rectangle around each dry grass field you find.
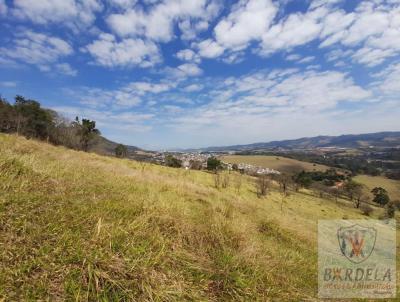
[0,134,397,301]
[221,155,330,174]
[354,174,400,201]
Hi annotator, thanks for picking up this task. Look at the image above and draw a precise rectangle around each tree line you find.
[0,95,100,152]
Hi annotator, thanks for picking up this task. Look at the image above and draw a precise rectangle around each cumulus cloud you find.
[158,68,381,147]
[214,0,277,50]
[196,39,225,58]
[170,69,371,134]
[12,0,103,31]
[106,0,221,42]
[260,7,325,56]
[319,3,400,66]
[165,63,203,78]
[84,33,161,68]
[372,62,400,96]
[0,31,74,74]
[66,79,176,109]
[176,49,201,63]
[190,0,400,67]
[53,105,154,134]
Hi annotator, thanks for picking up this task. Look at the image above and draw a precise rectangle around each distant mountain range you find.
[194,132,400,152]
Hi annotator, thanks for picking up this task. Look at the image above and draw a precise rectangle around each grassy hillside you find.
[354,175,400,201]
[221,155,330,174]
[0,134,395,301]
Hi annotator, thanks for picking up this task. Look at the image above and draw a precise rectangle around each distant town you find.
[151,151,281,175]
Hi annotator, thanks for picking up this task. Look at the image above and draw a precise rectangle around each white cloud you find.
[183,83,203,92]
[0,31,73,72]
[0,81,17,87]
[65,79,176,109]
[298,56,315,63]
[161,68,381,147]
[53,105,154,133]
[128,81,176,94]
[196,39,225,58]
[176,63,203,77]
[84,33,161,68]
[12,0,103,31]
[189,0,400,67]
[172,69,371,132]
[178,19,210,40]
[214,0,277,50]
[285,54,301,61]
[176,49,201,63]
[0,0,7,15]
[107,0,137,9]
[320,4,400,66]
[373,62,400,95]
[55,63,78,76]
[106,0,221,42]
[166,63,203,78]
[164,104,184,114]
[39,63,77,76]
[260,8,325,56]
[285,54,315,63]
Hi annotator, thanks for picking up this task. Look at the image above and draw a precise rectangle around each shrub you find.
[371,187,390,206]
[360,204,373,216]
[165,154,182,168]
[385,202,396,218]
[207,157,222,171]
[255,175,270,197]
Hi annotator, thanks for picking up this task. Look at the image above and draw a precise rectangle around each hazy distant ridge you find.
[195,131,400,151]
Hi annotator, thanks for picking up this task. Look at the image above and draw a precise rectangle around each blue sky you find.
[0,0,399,150]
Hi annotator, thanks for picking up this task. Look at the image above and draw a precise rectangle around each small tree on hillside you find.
[14,95,54,139]
[207,157,222,172]
[115,144,128,158]
[371,187,390,206]
[189,160,202,170]
[343,180,363,201]
[276,174,291,211]
[165,154,182,168]
[255,175,270,197]
[343,180,366,208]
[75,117,100,152]
[293,171,312,189]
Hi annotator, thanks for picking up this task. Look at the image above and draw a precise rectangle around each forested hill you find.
[196,132,400,151]
[0,95,141,156]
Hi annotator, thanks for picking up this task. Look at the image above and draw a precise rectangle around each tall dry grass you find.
[0,134,394,301]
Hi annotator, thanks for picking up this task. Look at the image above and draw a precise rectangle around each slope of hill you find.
[198,131,400,151]
[354,175,400,201]
[221,155,330,174]
[0,134,395,301]
[89,135,141,156]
